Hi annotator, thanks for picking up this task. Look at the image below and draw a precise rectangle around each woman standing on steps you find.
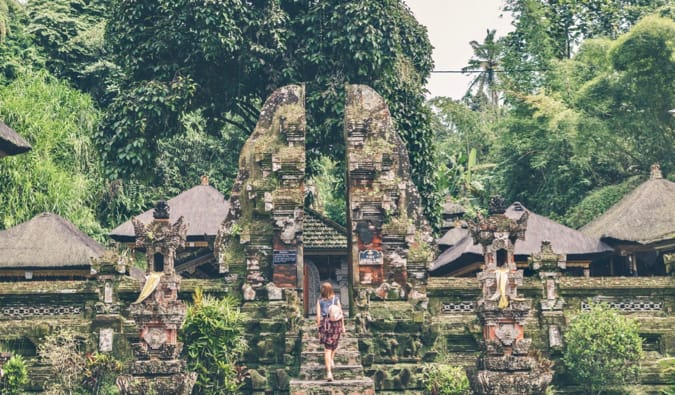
[317,282,346,382]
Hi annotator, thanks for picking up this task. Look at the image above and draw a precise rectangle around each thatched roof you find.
[430,202,612,274]
[438,222,468,248]
[581,173,675,245]
[109,183,230,242]
[442,201,465,216]
[304,208,348,250]
[0,213,104,268]
[0,121,31,157]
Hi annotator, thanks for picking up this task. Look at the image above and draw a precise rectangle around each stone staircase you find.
[289,319,375,395]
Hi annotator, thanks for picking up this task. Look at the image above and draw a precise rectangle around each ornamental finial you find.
[153,200,170,220]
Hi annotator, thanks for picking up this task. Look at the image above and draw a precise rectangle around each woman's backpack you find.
[327,296,343,322]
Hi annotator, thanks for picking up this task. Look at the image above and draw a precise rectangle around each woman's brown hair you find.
[320,282,334,299]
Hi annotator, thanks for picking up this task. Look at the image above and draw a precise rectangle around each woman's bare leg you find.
[324,347,332,380]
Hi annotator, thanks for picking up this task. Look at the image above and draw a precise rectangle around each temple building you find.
[0,121,31,158]
[581,164,675,276]
[110,176,230,278]
[0,212,104,280]
[430,202,612,277]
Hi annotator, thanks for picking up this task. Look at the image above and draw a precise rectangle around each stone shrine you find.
[117,201,196,395]
[467,196,552,394]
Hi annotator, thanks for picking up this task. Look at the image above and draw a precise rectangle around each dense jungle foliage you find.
[0,0,672,237]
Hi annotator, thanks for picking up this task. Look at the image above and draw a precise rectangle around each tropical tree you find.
[463,29,502,107]
[38,328,88,395]
[429,97,497,217]
[500,0,668,94]
[0,71,104,237]
[26,0,112,98]
[100,0,439,223]
[494,13,674,222]
[0,0,43,86]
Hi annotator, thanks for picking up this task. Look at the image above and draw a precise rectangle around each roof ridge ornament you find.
[650,163,662,179]
[488,195,506,214]
[153,200,170,220]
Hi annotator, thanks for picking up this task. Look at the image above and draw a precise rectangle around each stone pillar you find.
[117,202,196,395]
[344,85,433,302]
[92,251,127,354]
[529,241,567,351]
[216,85,306,300]
[467,196,552,395]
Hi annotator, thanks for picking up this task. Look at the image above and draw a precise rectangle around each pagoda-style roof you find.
[581,169,675,246]
[0,213,104,268]
[303,208,348,251]
[442,200,466,217]
[430,202,612,275]
[438,221,468,248]
[109,183,230,242]
[0,121,31,157]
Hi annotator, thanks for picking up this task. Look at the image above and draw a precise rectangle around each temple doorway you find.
[303,255,348,317]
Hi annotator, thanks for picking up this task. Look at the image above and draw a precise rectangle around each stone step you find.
[297,363,365,381]
[301,336,359,352]
[300,322,357,333]
[289,378,376,395]
[301,349,362,365]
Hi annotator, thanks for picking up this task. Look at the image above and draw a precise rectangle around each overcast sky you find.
[403,0,514,99]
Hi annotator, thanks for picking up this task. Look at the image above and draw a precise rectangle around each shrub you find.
[422,364,470,395]
[181,288,248,395]
[38,327,88,394]
[0,354,29,394]
[81,352,124,395]
[563,303,643,394]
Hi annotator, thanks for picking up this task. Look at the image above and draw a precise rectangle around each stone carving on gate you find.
[215,85,306,299]
[344,85,433,302]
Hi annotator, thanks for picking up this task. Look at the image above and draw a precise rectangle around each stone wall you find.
[427,276,675,393]
[0,275,673,393]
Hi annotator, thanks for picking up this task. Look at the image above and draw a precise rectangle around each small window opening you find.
[154,253,165,272]
[496,249,508,267]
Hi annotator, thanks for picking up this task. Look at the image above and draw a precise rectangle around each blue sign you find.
[273,250,297,264]
[359,250,383,265]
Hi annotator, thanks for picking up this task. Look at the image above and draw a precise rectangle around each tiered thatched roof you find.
[0,213,104,268]
[109,182,230,242]
[581,170,675,245]
[430,202,612,275]
[438,224,468,249]
[0,121,31,157]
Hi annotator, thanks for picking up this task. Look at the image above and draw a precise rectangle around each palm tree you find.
[462,29,501,107]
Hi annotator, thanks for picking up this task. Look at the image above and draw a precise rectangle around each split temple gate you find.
[214,84,434,314]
